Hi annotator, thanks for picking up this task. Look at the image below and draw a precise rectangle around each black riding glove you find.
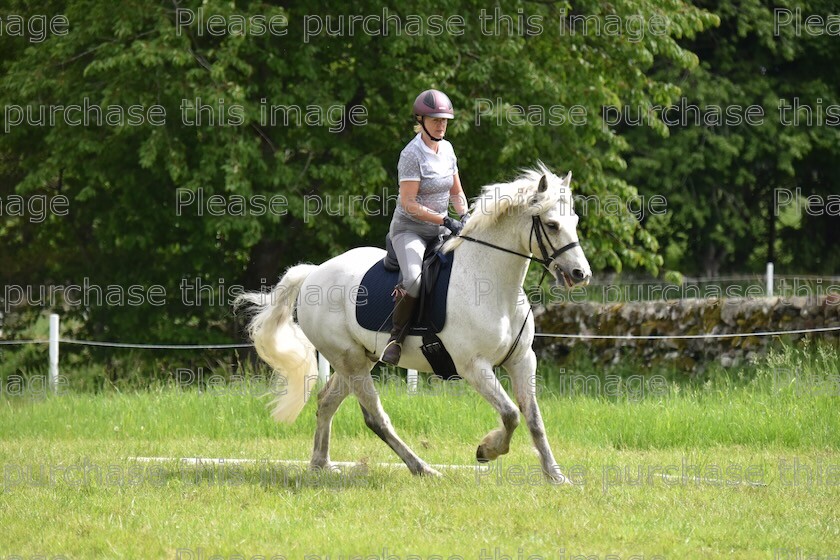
[442,216,464,235]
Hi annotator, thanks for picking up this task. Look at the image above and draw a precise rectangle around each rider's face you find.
[427,117,448,138]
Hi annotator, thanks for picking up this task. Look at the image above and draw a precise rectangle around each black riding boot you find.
[380,292,419,365]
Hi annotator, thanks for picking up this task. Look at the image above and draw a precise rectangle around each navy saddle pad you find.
[355,252,455,335]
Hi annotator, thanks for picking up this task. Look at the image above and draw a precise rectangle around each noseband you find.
[459,216,579,271]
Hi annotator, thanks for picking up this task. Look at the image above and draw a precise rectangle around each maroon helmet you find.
[413,89,454,119]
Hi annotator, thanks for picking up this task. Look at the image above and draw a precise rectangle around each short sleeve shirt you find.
[396,133,458,223]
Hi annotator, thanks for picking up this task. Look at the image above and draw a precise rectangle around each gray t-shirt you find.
[395,133,458,224]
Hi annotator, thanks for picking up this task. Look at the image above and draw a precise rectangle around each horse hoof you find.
[416,464,443,477]
[546,473,573,485]
[310,462,341,474]
[476,444,491,463]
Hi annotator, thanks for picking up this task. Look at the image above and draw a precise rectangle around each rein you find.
[456,216,580,367]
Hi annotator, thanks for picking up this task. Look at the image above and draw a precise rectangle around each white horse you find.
[235,163,592,483]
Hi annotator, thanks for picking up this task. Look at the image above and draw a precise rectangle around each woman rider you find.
[380,89,469,365]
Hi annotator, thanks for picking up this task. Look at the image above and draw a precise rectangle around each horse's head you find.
[525,168,592,288]
[444,164,592,287]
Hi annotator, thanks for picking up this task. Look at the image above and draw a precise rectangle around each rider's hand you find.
[442,216,464,235]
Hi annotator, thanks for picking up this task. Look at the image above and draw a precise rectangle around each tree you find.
[624,0,840,276]
[0,0,717,362]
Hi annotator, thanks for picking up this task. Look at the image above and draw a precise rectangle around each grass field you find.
[1,343,839,559]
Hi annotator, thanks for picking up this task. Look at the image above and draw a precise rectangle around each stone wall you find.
[534,295,840,370]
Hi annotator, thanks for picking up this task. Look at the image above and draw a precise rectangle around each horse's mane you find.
[442,162,569,254]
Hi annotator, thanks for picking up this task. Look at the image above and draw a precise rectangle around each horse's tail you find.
[234,264,318,423]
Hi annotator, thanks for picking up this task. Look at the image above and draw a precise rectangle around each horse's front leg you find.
[505,349,570,484]
[460,358,521,463]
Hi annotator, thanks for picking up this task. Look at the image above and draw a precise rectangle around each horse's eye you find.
[547,222,560,231]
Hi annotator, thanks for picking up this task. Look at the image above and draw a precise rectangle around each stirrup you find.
[380,340,402,364]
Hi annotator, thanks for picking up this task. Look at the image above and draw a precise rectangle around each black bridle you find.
[459,215,580,271]
[457,215,581,367]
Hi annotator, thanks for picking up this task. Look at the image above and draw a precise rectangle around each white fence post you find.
[766,262,774,297]
[317,352,330,383]
[49,313,59,393]
[407,369,418,394]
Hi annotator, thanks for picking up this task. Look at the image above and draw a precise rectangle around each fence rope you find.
[534,325,840,340]
[58,338,252,349]
[1,324,839,348]
[0,338,250,349]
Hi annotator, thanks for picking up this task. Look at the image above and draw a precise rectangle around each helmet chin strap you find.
[418,116,442,142]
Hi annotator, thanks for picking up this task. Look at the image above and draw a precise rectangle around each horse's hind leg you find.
[460,359,521,463]
[310,373,352,471]
[505,349,570,484]
[351,371,442,477]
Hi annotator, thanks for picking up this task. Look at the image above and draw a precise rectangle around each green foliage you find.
[0,1,718,353]
[624,0,840,275]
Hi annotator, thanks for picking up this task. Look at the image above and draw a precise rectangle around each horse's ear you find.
[564,171,572,185]
[538,174,549,193]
